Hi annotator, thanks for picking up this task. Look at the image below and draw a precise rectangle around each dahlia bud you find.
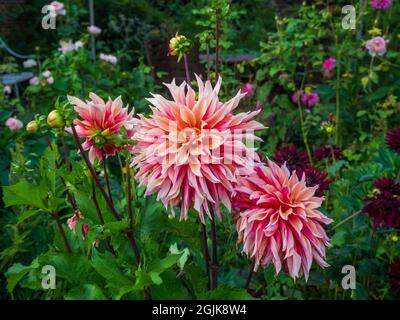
[26,120,38,133]
[47,110,65,128]
[168,33,192,62]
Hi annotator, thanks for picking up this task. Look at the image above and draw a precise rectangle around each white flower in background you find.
[5,117,23,130]
[42,70,51,78]
[59,40,75,54]
[88,25,101,36]
[49,1,66,16]
[23,59,37,68]
[74,40,83,49]
[46,76,54,84]
[99,53,118,65]
[29,77,39,85]
[3,86,12,94]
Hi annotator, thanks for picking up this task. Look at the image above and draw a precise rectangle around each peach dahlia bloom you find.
[66,93,135,162]
[233,160,332,280]
[132,76,264,223]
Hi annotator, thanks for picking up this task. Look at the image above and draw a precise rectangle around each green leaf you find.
[3,180,47,211]
[5,260,40,293]
[91,251,134,288]
[65,284,106,300]
[103,220,129,234]
[326,160,348,176]
[17,209,41,225]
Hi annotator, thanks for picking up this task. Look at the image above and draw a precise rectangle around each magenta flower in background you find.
[323,57,336,72]
[366,36,388,57]
[242,83,254,97]
[67,211,89,235]
[5,117,23,130]
[304,93,320,107]
[371,0,392,10]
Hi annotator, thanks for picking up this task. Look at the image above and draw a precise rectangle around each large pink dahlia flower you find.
[131,76,264,223]
[67,93,135,163]
[233,160,333,280]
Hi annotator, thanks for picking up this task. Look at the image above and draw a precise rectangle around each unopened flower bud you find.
[47,110,65,128]
[26,120,38,133]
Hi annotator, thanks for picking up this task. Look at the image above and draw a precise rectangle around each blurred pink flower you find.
[42,70,51,78]
[233,160,332,280]
[29,77,39,86]
[66,93,135,163]
[49,1,66,15]
[242,83,254,97]
[371,0,392,10]
[323,57,336,72]
[46,76,54,84]
[291,90,304,104]
[304,93,320,107]
[67,211,89,235]
[131,76,264,223]
[366,36,388,57]
[5,117,23,130]
[88,25,102,36]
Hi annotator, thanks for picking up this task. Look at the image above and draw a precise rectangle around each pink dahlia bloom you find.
[323,57,336,72]
[132,76,264,223]
[66,93,135,163]
[371,0,392,10]
[5,117,23,130]
[366,36,388,57]
[233,160,333,280]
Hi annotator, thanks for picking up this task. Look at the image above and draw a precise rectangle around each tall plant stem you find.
[126,166,135,233]
[52,212,72,254]
[92,181,105,225]
[215,5,220,81]
[297,101,313,164]
[200,222,211,290]
[60,133,71,172]
[101,151,114,206]
[70,124,141,264]
[183,54,191,83]
[92,181,116,256]
[210,210,218,290]
[244,260,256,291]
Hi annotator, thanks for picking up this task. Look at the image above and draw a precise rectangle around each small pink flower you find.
[42,70,51,78]
[49,1,66,15]
[5,117,23,130]
[67,211,89,235]
[305,93,320,107]
[29,77,39,86]
[291,90,304,104]
[242,83,254,97]
[323,57,336,72]
[46,77,54,84]
[366,36,388,57]
[88,25,101,36]
[371,0,392,10]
